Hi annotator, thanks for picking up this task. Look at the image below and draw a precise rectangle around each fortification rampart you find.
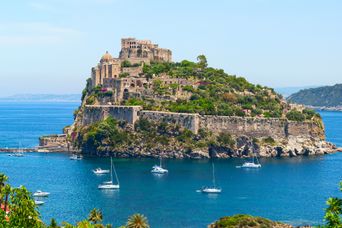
[82,105,142,125]
[81,105,324,140]
[200,115,287,139]
[139,110,199,133]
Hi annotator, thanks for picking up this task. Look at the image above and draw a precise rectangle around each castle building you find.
[89,38,194,104]
[119,38,172,63]
[91,38,172,88]
[91,51,121,86]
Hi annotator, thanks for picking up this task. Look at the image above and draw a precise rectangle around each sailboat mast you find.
[212,162,216,187]
[255,153,260,165]
[110,157,113,183]
[113,160,120,185]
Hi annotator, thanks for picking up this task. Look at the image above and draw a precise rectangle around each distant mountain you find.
[274,86,318,98]
[288,84,342,107]
[0,94,81,102]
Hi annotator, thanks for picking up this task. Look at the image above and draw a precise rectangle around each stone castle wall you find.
[200,116,287,139]
[82,105,142,126]
[200,116,323,139]
[139,111,199,133]
[81,105,323,140]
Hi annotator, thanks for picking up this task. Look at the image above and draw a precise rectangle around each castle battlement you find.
[119,37,171,62]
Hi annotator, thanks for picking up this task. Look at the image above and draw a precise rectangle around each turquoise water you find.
[0,102,79,148]
[0,103,341,227]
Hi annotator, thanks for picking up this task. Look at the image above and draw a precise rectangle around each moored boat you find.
[200,161,221,194]
[33,190,50,197]
[241,162,261,168]
[70,154,83,160]
[239,152,261,168]
[98,157,120,190]
[93,168,110,174]
[34,200,45,205]
[151,157,168,174]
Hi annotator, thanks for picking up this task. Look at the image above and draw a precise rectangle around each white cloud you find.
[0,22,80,45]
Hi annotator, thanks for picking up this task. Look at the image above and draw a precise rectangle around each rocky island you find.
[40,38,337,158]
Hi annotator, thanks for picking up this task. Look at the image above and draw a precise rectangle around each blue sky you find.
[0,0,341,96]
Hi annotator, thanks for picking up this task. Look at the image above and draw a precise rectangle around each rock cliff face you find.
[63,103,336,159]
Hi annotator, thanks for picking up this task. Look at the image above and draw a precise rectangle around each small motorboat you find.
[241,162,261,168]
[34,200,45,205]
[70,154,83,160]
[93,168,110,174]
[151,165,168,174]
[33,190,50,197]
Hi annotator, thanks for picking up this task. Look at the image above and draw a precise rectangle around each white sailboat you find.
[13,142,24,157]
[98,157,120,189]
[151,157,168,174]
[201,161,221,193]
[240,152,261,168]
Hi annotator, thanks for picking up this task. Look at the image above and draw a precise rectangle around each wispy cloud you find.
[0,22,80,46]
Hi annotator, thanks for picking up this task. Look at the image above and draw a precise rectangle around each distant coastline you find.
[0,94,80,103]
[308,105,342,112]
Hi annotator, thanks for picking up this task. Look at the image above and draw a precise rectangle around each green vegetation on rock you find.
[140,57,287,117]
[80,55,324,122]
[286,108,321,122]
[208,214,289,228]
[77,117,231,155]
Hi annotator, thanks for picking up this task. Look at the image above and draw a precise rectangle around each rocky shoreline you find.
[75,136,340,159]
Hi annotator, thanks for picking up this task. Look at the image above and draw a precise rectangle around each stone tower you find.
[119,38,172,63]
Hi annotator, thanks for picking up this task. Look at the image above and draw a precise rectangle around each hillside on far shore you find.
[288,84,342,107]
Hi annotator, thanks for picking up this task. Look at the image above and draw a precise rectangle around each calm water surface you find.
[0,103,341,227]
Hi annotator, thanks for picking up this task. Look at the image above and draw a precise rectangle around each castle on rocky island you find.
[38,38,337,158]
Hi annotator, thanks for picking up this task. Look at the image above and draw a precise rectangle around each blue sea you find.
[0,102,341,227]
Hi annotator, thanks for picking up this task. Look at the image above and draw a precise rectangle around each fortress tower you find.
[119,38,172,63]
[91,51,121,87]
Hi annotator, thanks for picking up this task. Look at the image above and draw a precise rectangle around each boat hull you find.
[93,170,110,174]
[201,188,222,194]
[98,184,120,189]
[33,193,50,197]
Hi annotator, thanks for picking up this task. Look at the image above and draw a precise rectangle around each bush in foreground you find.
[208,214,291,228]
